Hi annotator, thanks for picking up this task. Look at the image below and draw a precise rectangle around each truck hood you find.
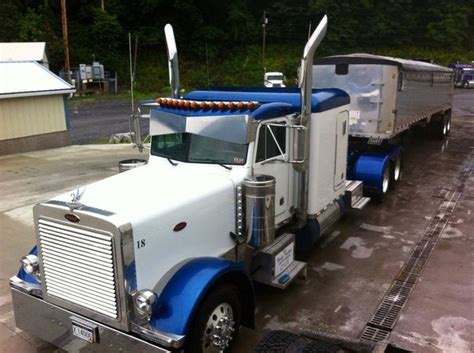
[51,161,241,290]
[52,162,236,223]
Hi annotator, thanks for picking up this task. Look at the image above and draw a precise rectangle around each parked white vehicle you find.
[264,71,286,87]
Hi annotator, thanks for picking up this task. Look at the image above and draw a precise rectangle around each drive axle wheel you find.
[389,153,403,190]
[186,284,241,353]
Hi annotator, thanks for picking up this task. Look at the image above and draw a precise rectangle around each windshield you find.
[464,69,474,75]
[266,75,283,81]
[151,133,248,165]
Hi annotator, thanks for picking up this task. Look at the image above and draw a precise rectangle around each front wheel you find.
[186,284,241,353]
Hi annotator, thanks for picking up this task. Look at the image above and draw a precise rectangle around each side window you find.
[256,124,286,163]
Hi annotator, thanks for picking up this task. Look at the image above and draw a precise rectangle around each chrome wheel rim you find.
[382,166,390,193]
[393,157,401,181]
[202,303,234,352]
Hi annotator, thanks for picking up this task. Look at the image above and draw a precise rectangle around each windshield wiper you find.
[218,163,232,170]
[167,158,178,166]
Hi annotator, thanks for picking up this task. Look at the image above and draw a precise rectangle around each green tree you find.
[0,0,20,41]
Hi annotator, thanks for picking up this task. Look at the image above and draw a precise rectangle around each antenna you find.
[205,43,210,90]
[128,32,143,152]
[128,32,134,114]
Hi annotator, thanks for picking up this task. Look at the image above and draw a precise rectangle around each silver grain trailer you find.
[313,54,454,199]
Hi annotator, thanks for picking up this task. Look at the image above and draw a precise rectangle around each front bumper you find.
[10,285,179,353]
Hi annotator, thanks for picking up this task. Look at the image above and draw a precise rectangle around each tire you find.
[430,114,448,140]
[253,330,307,353]
[186,283,241,353]
[389,153,403,190]
[445,112,452,135]
[374,161,391,202]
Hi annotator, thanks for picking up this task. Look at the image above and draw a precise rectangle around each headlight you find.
[21,254,41,281]
[134,290,156,319]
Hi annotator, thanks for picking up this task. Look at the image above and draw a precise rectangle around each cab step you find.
[252,233,307,289]
[345,180,371,210]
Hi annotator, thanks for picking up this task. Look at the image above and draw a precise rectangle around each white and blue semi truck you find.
[10,17,453,353]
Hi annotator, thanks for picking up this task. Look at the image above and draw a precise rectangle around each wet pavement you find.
[0,90,472,352]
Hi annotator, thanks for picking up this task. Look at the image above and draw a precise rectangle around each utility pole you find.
[100,0,104,12]
[262,11,268,72]
[60,0,70,82]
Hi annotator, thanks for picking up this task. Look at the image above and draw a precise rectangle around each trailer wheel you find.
[389,153,403,189]
[374,162,391,202]
[382,163,391,194]
[430,114,448,139]
[186,283,241,353]
[445,112,452,135]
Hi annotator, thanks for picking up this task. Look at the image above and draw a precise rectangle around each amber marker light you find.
[199,101,208,110]
[237,101,244,110]
[156,98,162,104]
[209,101,217,110]
[190,101,197,109]
[218,102,226,110]
[248,102,256,110]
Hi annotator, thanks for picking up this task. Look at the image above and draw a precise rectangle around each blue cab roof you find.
[155,87,349,120]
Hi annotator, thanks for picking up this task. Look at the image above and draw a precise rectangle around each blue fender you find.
[17,246,41,285]
[354,146,401,195]
[150,257,255,336]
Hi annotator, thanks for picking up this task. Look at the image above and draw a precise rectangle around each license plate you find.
[274,242,294,276]
[72,319,98,343]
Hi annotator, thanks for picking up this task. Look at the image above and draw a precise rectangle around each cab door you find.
[253,119,291,223]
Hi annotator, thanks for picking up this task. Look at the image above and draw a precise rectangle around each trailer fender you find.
[355,146,401,195]
[150,257,255,336]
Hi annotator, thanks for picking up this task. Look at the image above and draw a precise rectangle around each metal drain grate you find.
[360,326,391,343]
[360,160,472,343]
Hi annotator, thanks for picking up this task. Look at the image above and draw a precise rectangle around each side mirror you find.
[289,124,307,164]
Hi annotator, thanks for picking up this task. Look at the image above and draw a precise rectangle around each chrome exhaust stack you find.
[293,15,328,229]
[164,24,180,98]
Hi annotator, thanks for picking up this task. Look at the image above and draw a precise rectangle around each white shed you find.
[0,61,75,156]
[0,42,49,68]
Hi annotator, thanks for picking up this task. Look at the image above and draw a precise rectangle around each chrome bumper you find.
[10,285,180,353]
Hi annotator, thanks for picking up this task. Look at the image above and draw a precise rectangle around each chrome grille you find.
[38,217,118,318]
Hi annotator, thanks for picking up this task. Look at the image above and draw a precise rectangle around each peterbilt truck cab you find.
[10,16,369,353]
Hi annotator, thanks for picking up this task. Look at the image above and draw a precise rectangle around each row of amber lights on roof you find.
[155,98,258,111]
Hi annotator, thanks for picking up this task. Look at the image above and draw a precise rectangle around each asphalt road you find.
[0,89,472,353]
[69,98,150,144]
